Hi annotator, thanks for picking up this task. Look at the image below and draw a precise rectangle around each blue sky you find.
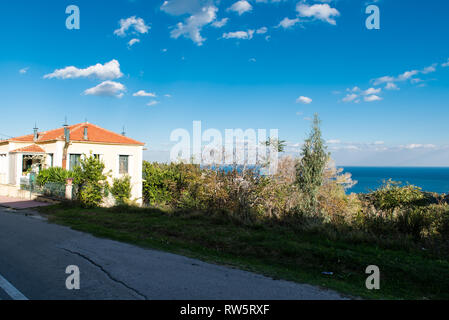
[1,0,448,166]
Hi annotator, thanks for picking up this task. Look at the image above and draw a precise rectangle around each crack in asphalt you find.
[61,248,148,300]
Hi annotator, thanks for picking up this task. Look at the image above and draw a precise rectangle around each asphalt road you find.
[0,206,347,300]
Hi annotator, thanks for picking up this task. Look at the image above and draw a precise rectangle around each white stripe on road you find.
[0,273,28,300]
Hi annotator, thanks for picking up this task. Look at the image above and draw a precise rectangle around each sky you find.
[0,0,448,166]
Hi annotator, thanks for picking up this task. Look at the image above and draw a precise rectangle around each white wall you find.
[0,141,143,205]
[65,142,143,204]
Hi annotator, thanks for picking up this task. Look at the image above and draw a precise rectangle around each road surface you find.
[0,206,346,300]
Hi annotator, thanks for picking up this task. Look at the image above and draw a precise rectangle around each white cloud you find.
[164,94,172,98]
[373,63,439,86]
[161,0,204,15]
[277,17,300,29]
[385,82,399,90]
[327,139,341,144]
[128,38,140,47]
[114,16,150,37]
[364,95,382,102]
[363,87,381,95]
[44,60,123,80]
[296,3,340,25]
[19,67,29,74]
[249,58,257,63]
[347,86,360,93]
[442,59,449,67]
[212,17,228,28]
[223,29,255,40]
[421,64,436,74]
[83,81,126,98]
[133,90,156,97]
[342,93,358,103]
[373,76,395,86]
[296,96,312,104]
[403,144,436,150]
[256,27,268,34]
[170,6,217,46]
[228,0,253,15]
[397,70,419,81]
[147,100,159,106]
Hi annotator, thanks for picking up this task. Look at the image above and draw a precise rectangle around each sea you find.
[341,167,449,194]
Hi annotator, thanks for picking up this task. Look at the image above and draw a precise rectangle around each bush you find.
[370,179,424,211]
[75,154,109,208]
[111,175,132,205]
[36,167,77,186]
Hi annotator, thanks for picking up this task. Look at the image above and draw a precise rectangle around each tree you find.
[296,114,329,212]
[75,153,110,208]
[263,138,287,153]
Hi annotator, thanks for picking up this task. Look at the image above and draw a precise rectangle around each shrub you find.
[111,175,132,205]
[36,167,76,186]
[370,179,424,211]
[75,154,109,208]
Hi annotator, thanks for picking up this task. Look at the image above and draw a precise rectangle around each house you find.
[0,122,145,204]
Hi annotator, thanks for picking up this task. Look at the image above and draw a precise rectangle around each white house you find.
[0,122,145,204]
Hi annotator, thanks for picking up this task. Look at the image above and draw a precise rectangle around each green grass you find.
[38,204,449,300]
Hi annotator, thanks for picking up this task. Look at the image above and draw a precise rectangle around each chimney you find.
[83,126,88,140]
[64,123,70,143]
[33,124,38,142]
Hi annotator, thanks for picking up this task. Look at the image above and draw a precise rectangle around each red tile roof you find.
[8,123,144,146]
[10,144,46,153]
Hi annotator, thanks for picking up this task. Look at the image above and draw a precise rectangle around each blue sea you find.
[341,167,449,194]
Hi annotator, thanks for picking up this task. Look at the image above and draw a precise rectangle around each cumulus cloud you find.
[256,27,268,34]
[342,93,358,103]
[128,38,140,47]
[363,87,381,95]
[373,62,439,86]
[83,81,126,98]
[212,17,228,28]
[364,94,382,102]
[296,96,312,104]
[170,6,217,46]
[133,90,156,97]
[223,30,255,40]
[402,144,437,150]
[114,16,150,37]
[19,67,29,74]
[296,3,340,25]
[44,60,123,80]
[385,82,399,90]
[147,100,159,106]
[228,0,253,15]
[421,64,437,74]
[277,17,300,29]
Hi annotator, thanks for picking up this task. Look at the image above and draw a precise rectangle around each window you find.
[47,154,54,167]
[69,154,81,170]
[119,155,129,174]
[93,154,101,160]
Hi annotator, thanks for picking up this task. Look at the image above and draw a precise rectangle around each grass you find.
[38,203,449,300]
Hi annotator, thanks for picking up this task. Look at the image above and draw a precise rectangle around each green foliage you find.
[295,114,330,211]
[111,175,132,206]
[371,179,424,211]
[263,138,287,153]
[36,167,77,186]
[76,153,109,208]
